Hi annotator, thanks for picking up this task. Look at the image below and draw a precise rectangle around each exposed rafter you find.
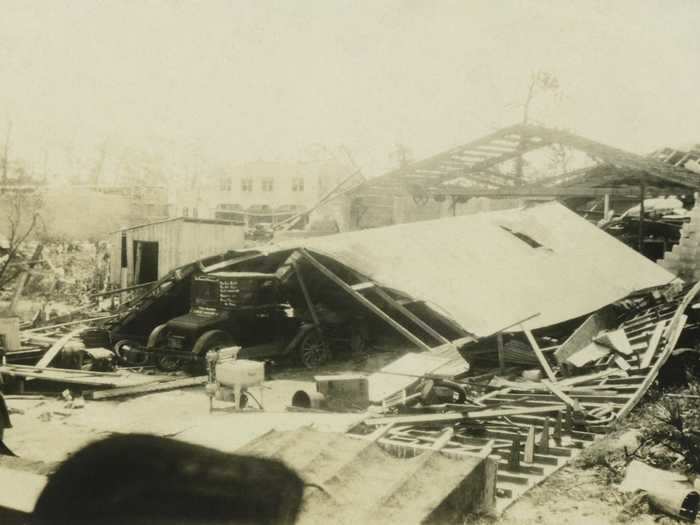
[354,123,700,199]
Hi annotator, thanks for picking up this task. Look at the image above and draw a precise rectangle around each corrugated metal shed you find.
[280,202,674,336]
[110,217,245,285]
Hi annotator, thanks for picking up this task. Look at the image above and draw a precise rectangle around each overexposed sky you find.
[0,0,698,179]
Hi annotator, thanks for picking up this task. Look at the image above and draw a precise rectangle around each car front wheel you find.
[298,329,331,369]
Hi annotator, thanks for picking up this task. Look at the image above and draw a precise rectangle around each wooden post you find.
[291,259,321,328]
[120,228,128,303]
[638,182,645,253]
[509,435,521,470]
[0,317,20,353]
[497,333,505,374]
[603,193,611,219]
[554,412,563,445]
[524,425,536,464]
[539,417,550,454]
[300,249,433,351]
[564,408,574,434]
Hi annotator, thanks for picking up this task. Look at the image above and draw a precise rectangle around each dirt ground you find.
[472,465,668,525]
[1,353,693,525]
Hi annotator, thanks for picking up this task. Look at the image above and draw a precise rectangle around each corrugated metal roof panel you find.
[291,202,673,336]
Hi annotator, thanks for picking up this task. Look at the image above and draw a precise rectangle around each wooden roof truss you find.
[363,124,700,199]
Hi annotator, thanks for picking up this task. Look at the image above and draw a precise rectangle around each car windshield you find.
[192,278,219,307]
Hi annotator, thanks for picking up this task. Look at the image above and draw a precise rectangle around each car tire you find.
[298,329,331,369]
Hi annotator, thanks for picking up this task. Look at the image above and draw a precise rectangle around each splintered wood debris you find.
[347,280,700,515]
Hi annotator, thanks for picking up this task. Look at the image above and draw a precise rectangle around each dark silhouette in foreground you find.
[4,433,304,525]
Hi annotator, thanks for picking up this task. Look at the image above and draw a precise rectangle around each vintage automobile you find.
[125,270,365,371]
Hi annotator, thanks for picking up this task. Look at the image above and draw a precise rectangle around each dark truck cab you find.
[143,271,330,370]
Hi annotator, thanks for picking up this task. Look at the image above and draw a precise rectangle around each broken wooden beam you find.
[522,328,557,382]
[639,321,665,369]
[85,376,208,400]
[541,379,586,415]
[300,249,433,352]
[365,404,565,426]
[34,328,83,369]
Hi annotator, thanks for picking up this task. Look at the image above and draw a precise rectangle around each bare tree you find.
[522,71,560,125]
[516,71,560,179]
[0,192,43,289]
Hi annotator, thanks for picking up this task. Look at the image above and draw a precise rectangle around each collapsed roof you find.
[223,201,673,338]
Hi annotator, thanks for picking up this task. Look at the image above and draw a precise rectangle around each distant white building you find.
[172,160,354,228]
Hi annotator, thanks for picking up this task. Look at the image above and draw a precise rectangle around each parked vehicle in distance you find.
[130,271,365,371]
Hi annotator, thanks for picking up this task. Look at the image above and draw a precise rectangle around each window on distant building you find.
[192,208,198,218]
[183,207,189,217]
[220,177,232,191]
[261,177,274,192]
[241,178,253,192]
[292,177,304,192]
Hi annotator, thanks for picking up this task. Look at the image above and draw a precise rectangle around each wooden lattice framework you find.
[356,124,700,200]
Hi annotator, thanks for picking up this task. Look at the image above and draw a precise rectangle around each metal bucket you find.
[291,390,325,409]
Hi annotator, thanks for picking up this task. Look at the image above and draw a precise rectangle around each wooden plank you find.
[23,315,116,334]
[300,249,433,352]
[594,328,632,355]
[371,286,452,346]
[639,322,665,369]
[0,368,123,387]
[476,387,511,403]
[34,328,83,369]
[468,404,565,419]
[365,412,466,426]
[292,260,321,328]
[522,328,557,382]
[365,404,565,426]
[565,342,610,368]
[542,380,585,414]
[556,369,628,387]
[368,353,454,403]
[618,313,689,419]
[3,364,120,377]
[613,355,631,371]
[85,376,208,400]
[554,309,616,365]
